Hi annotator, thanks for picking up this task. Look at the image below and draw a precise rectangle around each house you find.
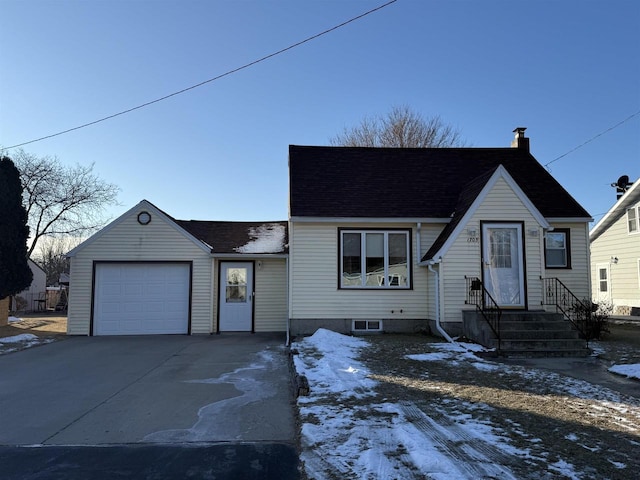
[589,178,640,315]
[67,128,592,346]
[66,201,288,335]
[288,128,592,338]
[10,259,47,312]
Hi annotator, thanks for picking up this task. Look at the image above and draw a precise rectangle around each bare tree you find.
[12,149,119,257]
[331,105,465,148]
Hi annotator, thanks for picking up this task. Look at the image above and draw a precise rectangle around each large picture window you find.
[340,229,410,288]
[545,229,571,268]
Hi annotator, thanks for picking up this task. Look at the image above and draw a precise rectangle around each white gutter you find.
[427,260,454,344]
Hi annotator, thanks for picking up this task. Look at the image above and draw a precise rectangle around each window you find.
[598,267,608,292]
[352,320,382,332]
[545,229,571,268]
[339,229,410,288]
[628,206,639,233]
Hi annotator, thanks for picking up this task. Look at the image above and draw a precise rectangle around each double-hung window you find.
[628,206,639,234]
[340,229,411,289]
[545,229,571,268]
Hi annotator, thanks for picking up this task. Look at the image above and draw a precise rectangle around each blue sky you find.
[1,0,638,227]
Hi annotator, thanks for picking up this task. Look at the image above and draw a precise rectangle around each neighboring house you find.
[288,129,592,337]
[589,179,640,315]
[66,201,288,335]
[11,259,47,312]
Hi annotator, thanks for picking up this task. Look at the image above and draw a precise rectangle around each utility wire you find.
[544,110,640,168]
[3,0,398,151]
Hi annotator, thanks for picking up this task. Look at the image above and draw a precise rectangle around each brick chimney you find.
[511,127,529,151]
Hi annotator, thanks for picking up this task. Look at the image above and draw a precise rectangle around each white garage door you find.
[94,263,190,335]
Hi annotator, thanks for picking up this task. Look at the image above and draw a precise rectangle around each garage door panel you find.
[94,263,190,335]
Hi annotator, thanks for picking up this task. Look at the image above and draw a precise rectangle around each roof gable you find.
[289,145,590,219]
[67,200,213,257]
[590,179,640,242]
[422,165,549,262]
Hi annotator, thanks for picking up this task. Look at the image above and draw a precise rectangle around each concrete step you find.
[499,329,581,340]
[495,348,590,358]
[499,321,576,332]
[491,338,588,351]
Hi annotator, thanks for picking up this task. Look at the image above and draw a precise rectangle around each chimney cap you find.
[513,127,527,137]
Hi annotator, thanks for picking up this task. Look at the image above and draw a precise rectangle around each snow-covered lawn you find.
[0,317,55,354]
[292,329,640,480]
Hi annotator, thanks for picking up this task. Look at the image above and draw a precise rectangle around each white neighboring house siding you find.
[13,260,47,310]
[544,222,591,303]
[590,206,640,309]
[289,222,434,322]
[440,177,545,323]
[67,211,213,335]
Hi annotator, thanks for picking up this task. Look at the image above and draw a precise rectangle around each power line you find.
[544,110,640,168]
[3,0,398,151]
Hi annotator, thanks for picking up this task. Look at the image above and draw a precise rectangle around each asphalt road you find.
[0,334,299,479]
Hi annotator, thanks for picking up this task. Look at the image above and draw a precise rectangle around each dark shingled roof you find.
[422,167,498,261]
[288,145,590,219]
[175,220,288,254]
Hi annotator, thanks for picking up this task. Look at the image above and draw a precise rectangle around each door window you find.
[226,267,247,303]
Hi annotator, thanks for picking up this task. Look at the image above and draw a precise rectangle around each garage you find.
[93,263,191,335]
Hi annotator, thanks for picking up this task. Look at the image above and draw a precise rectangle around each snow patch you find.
[234,223,285,253]
[608,363,640,380]
[0,333,38,343]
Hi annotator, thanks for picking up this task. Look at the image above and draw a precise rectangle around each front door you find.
[219,262,254,332]
[482,223,525,308]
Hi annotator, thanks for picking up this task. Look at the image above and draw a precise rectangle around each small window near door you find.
[599,267,608,292]
[545,229,571,268]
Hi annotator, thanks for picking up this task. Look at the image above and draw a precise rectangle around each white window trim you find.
[339,229,411,289]
[352,320,383,332]
[628,206,639,234]
[544,229,570,269]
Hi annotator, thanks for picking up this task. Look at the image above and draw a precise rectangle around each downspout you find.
[417,221,454,344]
[428,260,455,343]
[285,255,290,346]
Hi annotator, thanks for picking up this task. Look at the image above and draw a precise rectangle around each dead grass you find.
[0,312,67,354]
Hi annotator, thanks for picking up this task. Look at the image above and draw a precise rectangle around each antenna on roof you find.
[611,175,633,200]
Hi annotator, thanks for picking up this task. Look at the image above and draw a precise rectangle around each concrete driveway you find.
[0,334,298,479]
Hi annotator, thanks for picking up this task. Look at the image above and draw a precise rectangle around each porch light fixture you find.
[611,256,619,264]
[467,228,477,237]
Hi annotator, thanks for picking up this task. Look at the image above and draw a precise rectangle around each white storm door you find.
[219,262,254,332]
[596,263,611,304]
[482,223,525,307]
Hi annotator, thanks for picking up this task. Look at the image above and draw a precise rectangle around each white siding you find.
[590,203,640,309]
[289,222,434,321]
[68,209,213,335]
[254,259,288,332]
[440,177,545,323]
[545,222,591,302]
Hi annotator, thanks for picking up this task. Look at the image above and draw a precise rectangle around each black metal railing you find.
[465,276,502,350]
[542,277,591,341]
